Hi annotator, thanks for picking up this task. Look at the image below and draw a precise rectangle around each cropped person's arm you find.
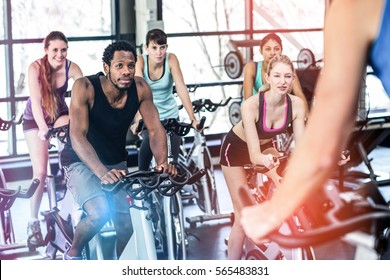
[169,53,199,129]
[291,74,310,117]
[131,55,146,134]
[69,62,84,80]
[289,95,306,142]
[134,55,144,78]
[135,76,169,168]
[241,96,275,168]
[243,62,256,100]
[28,63,49,139]
[240,0,380,244]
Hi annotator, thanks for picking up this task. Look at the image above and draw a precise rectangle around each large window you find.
[0,45,6,98]
[0,0,4,39]
[163,0,325,80]
[1,0,328,159]
[163,0,325,134]
[0,0,114,158]
[163,0,246,33]
[10,0,112,39]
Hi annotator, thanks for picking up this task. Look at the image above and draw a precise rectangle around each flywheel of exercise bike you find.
[224,51,243,79]
[297,48,315,69]
[228,101,242,125]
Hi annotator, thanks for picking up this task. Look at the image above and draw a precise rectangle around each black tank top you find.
[255,92,293,140]
[61,72,140,166]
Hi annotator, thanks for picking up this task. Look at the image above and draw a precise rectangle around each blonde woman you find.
[219,54,306,259]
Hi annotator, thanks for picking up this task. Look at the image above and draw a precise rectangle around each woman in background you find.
[133,28,201,170]
[22,31,83,247]
[243,33,309,116]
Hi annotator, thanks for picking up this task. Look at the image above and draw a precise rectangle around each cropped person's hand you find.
[338,150,350,166]
[257,153,278,170]
[191,119,203,132]
[155,162,178,177]
[38,128,49,141]
[240,202,281,245]
[100,169,127,185]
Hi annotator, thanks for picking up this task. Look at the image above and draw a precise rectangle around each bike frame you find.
[150,126,187,260]
[119,190,160,260]
[179,103,233,227]
[0,116,40,256]
[242,156,316,260]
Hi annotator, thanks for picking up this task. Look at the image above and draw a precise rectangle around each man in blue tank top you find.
[241,0,390,259]
[61,41,176,260]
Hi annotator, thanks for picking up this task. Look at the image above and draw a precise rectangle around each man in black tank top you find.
[61,41,176,260]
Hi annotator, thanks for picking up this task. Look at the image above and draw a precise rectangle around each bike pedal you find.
[40,210,51,217]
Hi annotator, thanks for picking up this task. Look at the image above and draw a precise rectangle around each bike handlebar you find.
[243,155,288,173]
[136,117,206,136]
[244,150,349,174]
[45,124,69,144]
[0,115,23,131]
[196,116,206,130]
[178,97,232,113]
[0,179,40,211]
[102,168,206,200]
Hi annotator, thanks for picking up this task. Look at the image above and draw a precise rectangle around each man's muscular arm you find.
[69,78,123,183]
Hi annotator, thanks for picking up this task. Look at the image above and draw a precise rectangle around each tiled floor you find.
[1,146,390,260]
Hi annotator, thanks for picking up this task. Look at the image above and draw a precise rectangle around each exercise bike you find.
[242,153,315,260]
[239,174,390,260]
[240,149,390,260]
[39,124,83,259]
[135,117,207,259]
[0,116,40,259]
[103,167,205,260]
[178,97,234,228]
[41,122,207,260]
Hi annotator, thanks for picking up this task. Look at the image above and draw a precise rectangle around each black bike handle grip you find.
[44,127,54,140]
[222,96,232,105]
[248,156,278,172]
[185,168,206,185]
[14,115,24,125]
[18,178,40,198]
[136,119,144,133]
[196,116,206,130]
[188,84,200,93]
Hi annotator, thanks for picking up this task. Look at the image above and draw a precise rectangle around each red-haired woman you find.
[22,31,83,247]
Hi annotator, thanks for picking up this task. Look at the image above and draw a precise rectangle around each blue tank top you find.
[369,0,390,95]
[253,61,264,95]
[143,53,179,120]
[23,59,71,122]
[255,93,293,140]
[61,72,140,166]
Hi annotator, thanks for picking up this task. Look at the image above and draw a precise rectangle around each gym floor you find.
[1,147,390,260]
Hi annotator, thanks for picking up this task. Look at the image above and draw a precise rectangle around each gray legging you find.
[138,128,181,171]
